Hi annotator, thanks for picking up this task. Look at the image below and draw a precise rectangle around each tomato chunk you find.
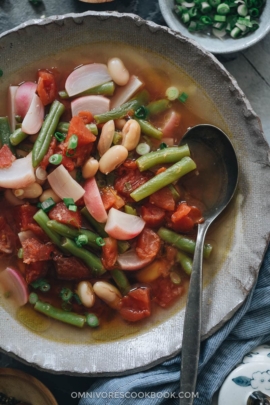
[25,261,48,284]
[0,216,16,254]
[22,238,54,264]
[0,145,15,168]
[78,111,94,125]
[48,202,82,228]
[115,168,152,199]
[119,287,151,322]
[151,276,184,308]
[101,237,118,269]
[136,228,160,260]
[171,202,203,233]
[17,204,47,240]
[100,187,125,210]
[37,69,57,106]
[149,186,175,211]
[53,255,91,280]
[141,203,165,227]
[66,116,96,147]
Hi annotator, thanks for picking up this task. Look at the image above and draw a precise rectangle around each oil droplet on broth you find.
[17,304,51,333]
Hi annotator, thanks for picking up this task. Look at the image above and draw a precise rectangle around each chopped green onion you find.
[96,237,105,247]
[200,15,213,24]
[73,293,82,305]
[124,205,137,215]
[75,234,89,247]
[54,131,66,142]
[214,14,226,22]
[31,278,48,289]
[182,12,190,23]
[61,301,73,312]
[217,3,230,14]
[201,2,212,13]
[135,106,148,119]
[159,142,168,150]
[29,292,39,305]
[209,0,220,5]
[63,197,75,208]
[40,197,56,213]
[68,134,78,150]
[249,8,259,17]
[17,248,24,259]
[68,205,77,212]
[237,4,248,16]
[230,26,242,38]
[86,313,99,328]
[178,92,189,103]
[40,282,51,292]
[165,86,180,101]
[136,143,151,155]
[49,154,63,165]
[59,287,73,302]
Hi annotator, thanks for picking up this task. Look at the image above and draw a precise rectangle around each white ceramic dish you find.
[0,11,269,376]
[158,0,270,54]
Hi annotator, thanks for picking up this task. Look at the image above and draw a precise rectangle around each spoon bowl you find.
[179,124,239,405]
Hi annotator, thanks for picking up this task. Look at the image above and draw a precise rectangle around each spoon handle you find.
[179,222,210,405]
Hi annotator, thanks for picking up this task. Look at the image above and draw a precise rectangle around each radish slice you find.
[105,208,145,240]
[21,94,44,135]
[84,177,107,223]
[110,75,143,110]
[18,230,37,244]
[8,86,19,132]
[15,82,37,118]
[47,164,85,202]
[161,111,181,138]
[0,153,35,189]
[71,95,110,117]
[117,249,153,271]
[0,267,28,306]
[65,64,112,97]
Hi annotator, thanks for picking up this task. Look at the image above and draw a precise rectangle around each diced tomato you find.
[17,204,47,240]
[151,276,184,308]
[58,153,75,172]
[48,202,82,228]
[53,255,91,280]
[39,137,57,170]
[78,111,94,125]
[155,167,166,175]
[136,228,160,260]
[115,168,152,199]
[101,237,118,269]
[0,216,17,254]
[100,187,125,211]
[171,202,204,233]
[123,159,138,170]
[36,69,57,106]
[119,287,151,322]
[141,203,165,227]
[66,116,96,147]
[25,261,48,284]
[0,145,15,168]
[22,238,54,264]
[149,186,175,211]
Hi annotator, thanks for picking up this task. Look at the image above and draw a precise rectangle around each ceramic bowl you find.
[158,0,270,54]
[0,11,269,376]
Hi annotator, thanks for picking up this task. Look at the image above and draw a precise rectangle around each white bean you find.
[99,145,128,174]
[35,167,47,184]
[107,57,130,86]
[76,281,95,308]
[82,158,99,179]
[97,120,115,157]
[121,119,141,151]
[14,182,43,199]
[93,281,122,309]
[115,118,127,130]
[39,188,61,203]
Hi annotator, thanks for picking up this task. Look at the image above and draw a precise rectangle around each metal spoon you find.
[179,124,239,405]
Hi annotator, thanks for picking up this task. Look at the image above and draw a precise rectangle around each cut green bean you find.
[176,250,193,276]
[158,227,212,259]
[10,128,28,146]
[81,207,108,238]
[86,123,98,136]
[134,118,163,140]
[57,122,98,136]
[0,117,15,153]
[59,82,115,99]
[32,100,65,167]
[61,237,106,276]
[34,300,86,328]
[33,210,68,253]
[146,99,171,116]
[136,145,190,171]
[111,269,131,296]
[94,90,150,124]
[86,313,99,327]
[131,157,196,202]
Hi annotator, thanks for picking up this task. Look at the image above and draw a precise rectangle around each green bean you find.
[32,100,65,167]
[117,240,130,253]
[61,237,106,276]
[130,157,196,201]
[34,300,86,328]
[47,220,100,251]
[168,184,181,201]
[33,210,67,253]
[57,122,98,136]
[176,251,193,276]
[111,269,131,296]
[81,207,108,238]
[134,118,163,140]
[94,90,150,124]
[146,99,171,116]
[136,145,190,171]
[59,82,115,99]
[10,128,29,146]
[0,117,15,153]
[158,227,212,259]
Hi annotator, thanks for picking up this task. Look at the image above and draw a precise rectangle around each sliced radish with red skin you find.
[110,75,143,110]
[65,64,112,97]
[21,94,44,135]
[0,267,29,306]
[117,249,153,271]
[161,111,181,138]
[71,95,110,117]
[8,86,19,132]
[84,177,107,224]
[0,153,35,189]
[15,82,37,118]
[47,164,85,202]
[105,208,145,240]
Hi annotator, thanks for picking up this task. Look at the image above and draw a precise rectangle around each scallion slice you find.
[68,134,78,150]
[136,143,151,155]
[166,86,180,101]
[40,197,56,213]
[49,154,63,165]
[63,197,75,207]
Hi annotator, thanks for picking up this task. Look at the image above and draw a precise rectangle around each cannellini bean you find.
[4,189,25,206]
[121,119,141,151]
[82,158,99,179]
[99,145,128,174]
[35,167,47,184]
[97,120,115,156]
[107,58,130,86]
[76,281,95,308]
[39,188,61,203]
[14,182,43,199]
[93,281,122,309]
[115,118,127,130]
